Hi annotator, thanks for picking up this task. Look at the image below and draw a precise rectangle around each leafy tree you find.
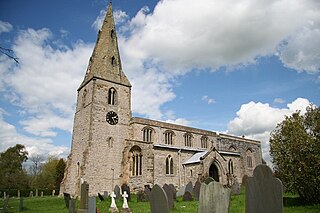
[0,144,29,189]
[55,158,66,190]
[270,105,320,203]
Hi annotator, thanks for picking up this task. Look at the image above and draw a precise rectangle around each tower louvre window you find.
[164,130,174,145]
[201,136,208,148]
[108,87,117,105]
[143,127,153,142]
[184,133,192,147]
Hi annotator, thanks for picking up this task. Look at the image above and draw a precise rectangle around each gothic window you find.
[110,29,115,39]
[130,146,142,176]
[108,87,117,105]
[107,137,114,148]
[246,149,254,168]
[166,155,174,175]
[164,130,174,145]
[111,56,116,66]
[201,136,208,148]
[143,127,153,142]
[228,159,234,174]
[184,133,192,147]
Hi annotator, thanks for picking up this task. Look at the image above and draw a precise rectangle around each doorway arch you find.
[209,163,219,182]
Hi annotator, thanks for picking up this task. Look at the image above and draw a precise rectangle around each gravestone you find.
[185,181,193,194]
[231,181,241,195]
[109,192,118,213]
[121,184,131,201]
[35,189,38,197]
[78,181,89,213]
[122,191,132,213]
[52,190,55,196]
[69,199,76,213]
[18,197,23,212]
[88,197,96,213]
[29,191,33,197]
[144,186,151,201]
[17,190,20,198]
[41,191,44,197]
[64,192,71,208]
[98,193,104,201]
[2,195,9,213]
[169,184,176,200]
[193,180,201,201]
[242,175,248,187]
[176,185,186,197]
[137,190,148,202]
[204,177,215,184]
[3,192,6,199]
[246,164,283,213]
[114,185,121,200]
[198,180,231,213]
[103,191,108,199]
[150,184,169,213]
[163,184,174,209]
[183,191,193,201]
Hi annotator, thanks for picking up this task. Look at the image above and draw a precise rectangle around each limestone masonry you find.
[60,3,262,196]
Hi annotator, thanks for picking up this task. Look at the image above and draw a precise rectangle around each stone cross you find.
[122,191,129,209]
[110,192,117,208]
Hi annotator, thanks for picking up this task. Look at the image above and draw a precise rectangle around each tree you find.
[0,144,29,189]
[270,105,320,203]
[55,158,66,190]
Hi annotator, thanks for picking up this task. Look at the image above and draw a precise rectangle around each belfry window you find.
[108,87,117,105]
[201,136,208,148]
[166,155,174,175]
[143,127,153,142]
[130,146,142,176]
[184,133,192,147]
[164,131,174,145]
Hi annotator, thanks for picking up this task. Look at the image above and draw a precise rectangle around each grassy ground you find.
[1,190,319,212]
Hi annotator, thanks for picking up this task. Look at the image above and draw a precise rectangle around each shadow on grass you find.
[283,196,305,207]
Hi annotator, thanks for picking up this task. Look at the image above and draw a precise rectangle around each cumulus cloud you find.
[202,96,215,105]
[92,9,129,32]
[274,98,285,104]
[0,20,13,34]
[227,98,312,165]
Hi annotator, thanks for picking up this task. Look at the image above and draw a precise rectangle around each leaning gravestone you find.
[97,193,104,201]
[163,184,174,210]
[246,164,283,213]
[121,184,131,201]
[114,185,121,200]
[144,185,151,201]
[69,199,76,213]
[242,175,248,187]
[231,181,241,195]
[193,180,201,201]
[78,181,89,213]
[64,192,71,208]
[88,197,96,213]
[176,185,186,197]
[198,180,231,213]
[169,184,176,200]
[185,181,193,194]
[150,184,169,213]
[183,191,193,201]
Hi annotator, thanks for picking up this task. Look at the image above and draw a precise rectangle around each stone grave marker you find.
[88,196,96,213]
[103,191,108,199]
[69,198,76,213]
[98,193,104,201]
[41,191,44,197]
[109,192,118,213]
[176,185,186,197]
[246,164,283,213]
[163,184,174,210]
[64,192,71,209]
[17,190,20,198]
[150,184,169,213]
[242,175,248,187]
[183,191,193,201]
[193,180,201,201]
[144,185,151,201]
[121,184,131,201]
[18,197,23,212]
[52,189,55,196]
[2,195,9,213]
[204,177,215,184]
[185,181,193,194]
[78,181,89,213]
[114,185,121,200]
[198,180,231,213]
[29,191,33,197]
[35,189,38,197]
[122,191,132,213]
[3,192,6,199]
[231,181,241,195]
[169,184,176,200]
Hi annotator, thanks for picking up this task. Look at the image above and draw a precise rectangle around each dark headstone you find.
[69,199,76,213]
[78,181,89,213]
[103,191,108,199]
[242,175,248,187]
[121,184,131,201]
[144,185,151,201]
[204,177,215,184]
[183,191,193,201]
[88,197,96,213]
[185,181,193,194]
[114,185,121,200]
[150,184,169,213]
[19,197,23,212]
[64,192,71,208]
[137,190,148,202]
[193,180,201,201]
[163,184,174,210]
[98,193,104,201]
[169,184,176,200]
[231,181,241,195]
[246,164,283,213]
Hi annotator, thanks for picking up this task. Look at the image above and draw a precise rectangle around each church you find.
[60,3,262,196]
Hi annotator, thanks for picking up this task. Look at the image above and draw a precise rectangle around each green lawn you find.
[1,190,319,213]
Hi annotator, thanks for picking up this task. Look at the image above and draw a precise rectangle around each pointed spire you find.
[79,3,131,90]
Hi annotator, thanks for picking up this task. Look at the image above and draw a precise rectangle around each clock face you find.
[106,111,118,125]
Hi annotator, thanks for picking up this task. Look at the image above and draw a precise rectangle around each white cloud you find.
[202,95,215,105]
[274,98,285,104]
[92,9,128,32]
[227,98,312,165]
[165,118,191,127]
[0,20,13,34]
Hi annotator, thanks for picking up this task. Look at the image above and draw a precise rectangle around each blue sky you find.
[0,0,319,165]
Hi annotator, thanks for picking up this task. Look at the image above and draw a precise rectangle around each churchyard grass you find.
[1,191,319,212]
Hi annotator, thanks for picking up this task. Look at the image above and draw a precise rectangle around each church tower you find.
[61,3,132,196]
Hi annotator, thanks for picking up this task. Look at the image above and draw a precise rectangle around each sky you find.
[0,0,319,165]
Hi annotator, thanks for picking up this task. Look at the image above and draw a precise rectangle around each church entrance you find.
[209,163,219,182]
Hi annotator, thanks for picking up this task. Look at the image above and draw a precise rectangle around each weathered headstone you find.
[18,197,23,212]
[35,189,38,197]
[52,189,55,196]
[69,198,76,213]
[17,190,20,198]
[163,184,174,209]
[176,185,186,197]
[97,193,104,201]
[114,185,121,200]
[122,191,132,213]
[183,191,193,201]
[144,185,151,201]
[78,181,89,213]
[64,193,71,208]
[103,191,108,199]
[193,180,201,200]
[246,164,283,213]
[121,184,131,201]
[198,180,231,213]
[150,184,169,213]
[2,195,9,213]
[185,181,193,194]
[41,191,44,197]
[204,177,215,184]
[169,184,176,200]
[109,192,118,213]
[231,181,241,195]
[3,192,6,199]
[242,175,248,187]
[29,191,33,197]
[88,197,96,213]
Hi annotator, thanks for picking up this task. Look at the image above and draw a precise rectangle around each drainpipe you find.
[178,149,181,187]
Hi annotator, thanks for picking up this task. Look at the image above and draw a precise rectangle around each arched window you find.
[166,155,173,175]
[130,146,142,176]
[164,130,174,145]
[108,87,117,105]
[201,136,208,148]
[184,133,192,147]
[110,29,115,39]
[246,149,254,168]
[228,159,234,174]
[143,127,153,142]
[229,146,237,152]
[111,56,116,66]
[107,137,114,148]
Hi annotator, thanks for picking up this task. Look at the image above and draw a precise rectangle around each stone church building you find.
[61,3,262,196]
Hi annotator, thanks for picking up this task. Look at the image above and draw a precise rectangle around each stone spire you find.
[79,2,131,90]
